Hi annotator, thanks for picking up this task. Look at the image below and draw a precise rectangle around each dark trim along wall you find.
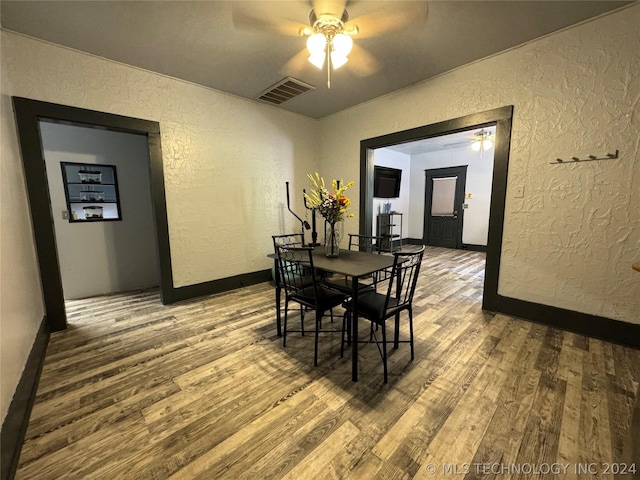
[462,244,488,253]
[484,295,640,349]
[170,270,272,303]
[404,243,636,347]
[1,317,49,480]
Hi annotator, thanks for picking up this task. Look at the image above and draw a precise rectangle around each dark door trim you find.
[359,106,513,311]
[12,97,174,331]
[423,166,467,249]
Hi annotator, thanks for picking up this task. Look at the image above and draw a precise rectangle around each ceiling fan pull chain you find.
[327,40,332,89]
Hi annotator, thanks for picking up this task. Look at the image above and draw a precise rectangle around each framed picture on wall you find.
[60,162,122,222]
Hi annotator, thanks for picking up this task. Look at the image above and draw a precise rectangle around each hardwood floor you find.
[16,247,640,479]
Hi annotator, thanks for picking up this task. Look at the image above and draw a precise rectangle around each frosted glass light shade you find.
[332,33,353,56]
[308,52,326,68]
[307,33,327,69]
[483,139,493,150]
[471,141,481,152]
[307,34,326,55]
[331,52,348,69]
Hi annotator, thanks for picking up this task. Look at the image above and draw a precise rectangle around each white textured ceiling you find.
[0,1,632,119]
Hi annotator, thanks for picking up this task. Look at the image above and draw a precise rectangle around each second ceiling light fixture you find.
[471,129,494,151]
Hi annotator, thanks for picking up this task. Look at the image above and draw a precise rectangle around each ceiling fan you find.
[437,129,496,150]
[232,0,429,89]
[471,129,495,151]
[297,1,359,88]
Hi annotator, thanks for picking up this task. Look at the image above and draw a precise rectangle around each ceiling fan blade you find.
[346,1,429,38]
[280,49,312,77]
[312,0,348,17]
[347,44,379,77]
[232,2,309,37]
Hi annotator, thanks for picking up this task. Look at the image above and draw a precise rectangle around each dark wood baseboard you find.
[485,294,640,350]
[403,243,636,349]
[405,239,488,253]
[1,317,50,480]
[405,238,424,246]
[462,244,487,252]
[167,269,272,304]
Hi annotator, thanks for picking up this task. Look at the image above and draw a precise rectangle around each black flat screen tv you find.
[374,166,402,198]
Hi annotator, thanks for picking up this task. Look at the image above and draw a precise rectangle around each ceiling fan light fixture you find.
[308,52,326,69]
[307,33,326,55]
[471,129,494,152]
[307,33,327,69]
[344,25,359,36]
[330,52,348,69]
[332,33,353,57]
[302,9,357,87]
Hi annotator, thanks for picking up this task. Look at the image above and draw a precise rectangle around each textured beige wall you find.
[0,30,317,422]
[318,6,640,324]
[0,85,46,424]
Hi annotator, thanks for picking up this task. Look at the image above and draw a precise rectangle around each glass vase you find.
[326,222,341,257]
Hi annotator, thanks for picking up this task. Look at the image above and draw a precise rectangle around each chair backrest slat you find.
[274,245,318,298]
[348,234,383,254]
[384,246,425,313]
[272,233,306,289]
[272,233,305,251]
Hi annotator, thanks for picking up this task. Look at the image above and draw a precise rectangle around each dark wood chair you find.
[341,246,425,382]
[275,245,349,366]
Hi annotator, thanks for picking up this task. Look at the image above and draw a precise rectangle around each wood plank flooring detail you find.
[16,247,640,479]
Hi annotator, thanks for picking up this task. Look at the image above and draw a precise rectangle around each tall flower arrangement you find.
[304,173,355,224]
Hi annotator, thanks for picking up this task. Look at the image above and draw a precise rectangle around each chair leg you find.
[283,301,289,347]
[394,313,400,349]
[408,308,414,361]
[382,321,388,383]
[340,312,346,357]
[341,311,352,358]
[314,310,321,366]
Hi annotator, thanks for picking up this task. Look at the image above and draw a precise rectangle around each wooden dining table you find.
[270,245,397,381]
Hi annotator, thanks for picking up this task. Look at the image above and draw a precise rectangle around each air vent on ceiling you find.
[256,77,315,105]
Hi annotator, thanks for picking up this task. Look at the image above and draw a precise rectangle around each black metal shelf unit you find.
[377,212,403,252]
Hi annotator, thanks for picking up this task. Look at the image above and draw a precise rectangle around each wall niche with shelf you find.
[61,162,122,222]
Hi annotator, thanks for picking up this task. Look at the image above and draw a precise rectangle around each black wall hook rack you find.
[551,149,619,165]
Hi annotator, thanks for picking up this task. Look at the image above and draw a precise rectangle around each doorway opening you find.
[359,106,513,311]
[39,121,160,302]
[13,97,173,332]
